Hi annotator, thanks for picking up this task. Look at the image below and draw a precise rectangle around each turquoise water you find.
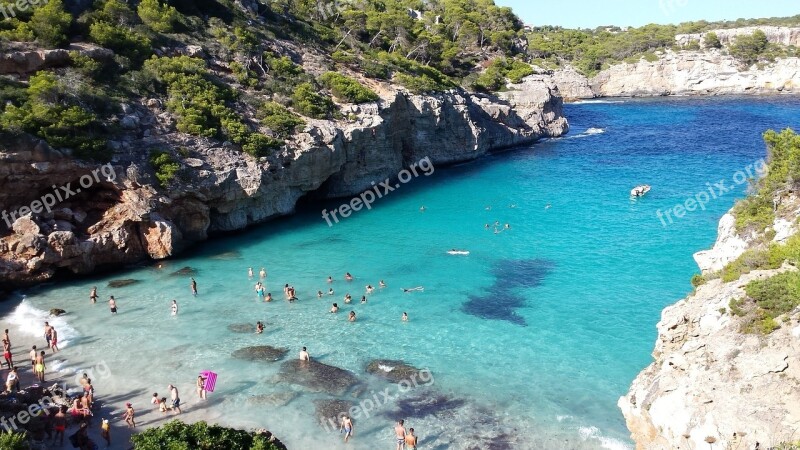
[6,96,800,449]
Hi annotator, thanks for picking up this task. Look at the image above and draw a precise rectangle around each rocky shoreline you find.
[0,76,568,289]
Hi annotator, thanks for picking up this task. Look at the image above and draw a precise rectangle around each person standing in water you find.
[109,296,118,314]
[197,375,207,400]
[394,420,406,450]
[169,384,182,414]
[380,280,386,288]
[256,322,264,334]
[327,276,333,283]
[171,300,178,316]
[402,312,409,322]
[340,415,353,443]
[330,303,339,313]
[89,286,98,304]
[35,350,46,382]
[259,268,267,278]
[2,339,12,368]
[248,267,254,277]
[345,272,353,281]
[405,427,418,450]
[190,278,197,296]
[29,345,37,370]
[50,328,59,352]
[299,347,310,361]
[348,311,357,322]
[44,322,52,347]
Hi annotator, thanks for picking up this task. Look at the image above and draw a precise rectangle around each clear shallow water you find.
[5,95,800,449]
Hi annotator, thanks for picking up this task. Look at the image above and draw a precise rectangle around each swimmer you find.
[485,206,491,211]
[361,295,367,304]
[89,286,98,304]
[109,296,117,314]
[402,287,424,293]
[366,285,374,294]
[330,303,339,313]
[171,300,178,316]
[494,221,500,226]
[317,290,323,298]
[419,206,426,212]
[402,312,408,321]
[344,294,352,304]
[190,277,197,296]
[510,203,516,208]
[504,223,510,229]
[485,223,490,229]
[265,292,272,302]
[283,284,290,296]
[348,311,356,322]
[328,288,335,296]
[248,267,254,277]
[256,321,264,334]
[299,346,310,361]
[379,280,386,288]
[259,268,267,278]
[327,276,333,283]
[545,203,551,209]
[345,272,353,281]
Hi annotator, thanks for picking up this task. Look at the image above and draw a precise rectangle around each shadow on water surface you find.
[461,258,554,326]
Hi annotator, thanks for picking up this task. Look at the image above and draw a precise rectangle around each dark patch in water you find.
[295,235,347,248]
[107,279,139,288]
[171,266,197,276]
[209,250,242,260]
[231,345,288,362]
[386,391,466,419]
[461,258,554,326]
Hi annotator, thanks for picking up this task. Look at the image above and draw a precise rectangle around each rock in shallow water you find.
[170,266,197,276]
[107,279,139,288]
[314,399,353,427]
[365,359,430,384]
[246,392,299,407]
[232,346,288,362]
[277,360,360,395]
[49,308,66,316]
[386,390,466,419]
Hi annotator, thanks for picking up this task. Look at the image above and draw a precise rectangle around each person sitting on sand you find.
[345,272,353,281]
[71,397,91,421]
[348,311,357,322]
[330,303,339,313]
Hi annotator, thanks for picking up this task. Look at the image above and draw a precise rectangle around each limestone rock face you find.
[675,26,800,48]
[693,213,751,274]
[619,268,800,450]
[551,67,596,100]
[0,49,70,75]
[0,82,568,287]
[591,51,800,97]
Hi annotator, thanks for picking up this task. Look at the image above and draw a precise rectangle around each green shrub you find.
[291,83,334,119]
[744,270,800,320]
[704,32,722,49]
[474,58,533,92]
[137,0,180,33]
[690,274,706,287]
[242,133,282,157]
[730,30,769,67]
[0,19,35,42]
[683,40,701,51]
[89,21,153,65]
[267,55,303,78]
[331,51,356,65]
[260,102,304,137]
[319,72,379,104]
[0,431,28,450]
[149,150,180,186]
[729,297,748,317]
[29,0,72,47]
[643,52,660,62]
[131,420,283,450]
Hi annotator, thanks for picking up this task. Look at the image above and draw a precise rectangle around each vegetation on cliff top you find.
[130,420,285,450]
[527,15,800,76]
[704,129,800,334]
[0,0,535,164]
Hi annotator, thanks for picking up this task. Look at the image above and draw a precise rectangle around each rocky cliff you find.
[675,26,800,48]
[619,194,800,449]
[0,78,567,287]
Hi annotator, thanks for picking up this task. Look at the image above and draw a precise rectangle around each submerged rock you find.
[246,392,298,407]
[107,279,139,288]
[232,346,288,362]
[209,251,241,260]
[314,399,353,427]
[227,323,255,333]
[386,390,466,419]
[365,359,430,384]
[170,266,197,276]
[49,309,66,316]
[277,360,360,395]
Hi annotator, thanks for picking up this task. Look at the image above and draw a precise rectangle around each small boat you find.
[447,249,470,255]
[630,185,651,197]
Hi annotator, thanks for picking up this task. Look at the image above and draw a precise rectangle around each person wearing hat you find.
[122,402,135,428]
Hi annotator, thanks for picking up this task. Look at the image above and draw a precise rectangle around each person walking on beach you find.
[30,345,37,369]
[90,286,98,304]
[169,384,182,414]
[394,420,406,450]
[340,415,353,443]
[197,375,207,400]
[123,402,136,428]
[53,406,66,446]
[171,300,178,316]
[2,339,12,368]
[190,278,198,296]
[50,328,59,352]
[109,296,117,314]
[35,351,46,382]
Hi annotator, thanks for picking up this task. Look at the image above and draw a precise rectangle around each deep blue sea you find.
[5,95,800,449]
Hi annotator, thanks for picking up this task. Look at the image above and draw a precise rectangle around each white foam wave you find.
[7,300,79,349]
[378,364,395,372]
[578,426,633,450]
[563,128,606,140]
[556,414,573,422]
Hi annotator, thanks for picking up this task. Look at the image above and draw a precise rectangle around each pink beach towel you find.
[201,371,217,393]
